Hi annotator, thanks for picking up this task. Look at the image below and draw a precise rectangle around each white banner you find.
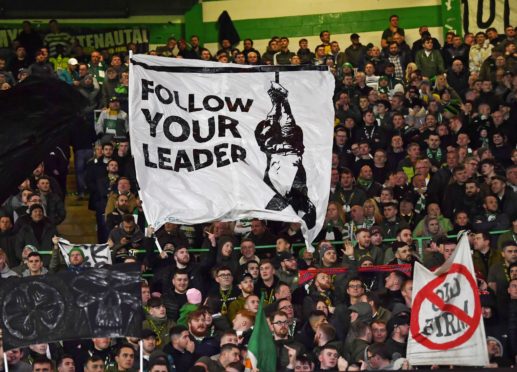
[463,0,517,34]
[407,234,489,366]
[129,55,334,244]
[58,238,112,268]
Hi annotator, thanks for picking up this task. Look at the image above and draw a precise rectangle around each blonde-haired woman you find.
[363,198,383,228]
[405,62,418,84]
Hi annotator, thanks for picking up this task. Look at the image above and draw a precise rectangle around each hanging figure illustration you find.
[255,73,316,229]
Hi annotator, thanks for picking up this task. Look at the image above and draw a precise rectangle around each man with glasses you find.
[277,297,300,336]
[270,311,305,370]
[209,266,239,316]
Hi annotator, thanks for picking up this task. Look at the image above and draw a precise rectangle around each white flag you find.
[58,238,112,268]
[407,234,489,366]
[129,55,334,245]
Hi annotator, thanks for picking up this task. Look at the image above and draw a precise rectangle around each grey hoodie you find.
[0,264,19,278]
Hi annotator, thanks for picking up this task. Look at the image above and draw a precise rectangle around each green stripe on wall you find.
[202,6,441,44]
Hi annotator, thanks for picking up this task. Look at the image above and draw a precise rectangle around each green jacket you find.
[415,49,445,78]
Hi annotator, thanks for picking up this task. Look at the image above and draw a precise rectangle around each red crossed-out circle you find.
[410,263,481,350]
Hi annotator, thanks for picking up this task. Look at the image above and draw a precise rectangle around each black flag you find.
[0,77,86,204]
[0,264,142,350]
[217,10,240,46]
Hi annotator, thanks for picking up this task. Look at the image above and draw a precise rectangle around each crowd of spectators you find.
[1,15,517,371]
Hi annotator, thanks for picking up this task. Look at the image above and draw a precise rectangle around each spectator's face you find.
[391,135,403,148]
[359,166,373,180]
[240,241,255,259]
[295,361,312,371]
[122,220,135,234]
[319,349,338,368]
[340,173,353,188]
[508,280,517,298]
[371,323,388,343]
[383,206,397,219]
[33,363,52,372]
[427,203,440,217]
[244,295,260,312]
[172,273,189,292]
[239,276,254,294]
[316,273,331,290]
[484,196,498,212]
[271,314,289,338]
[278,299,294,318]
[424,39,433,50]
[200,50,211,60]
[347,280,364,298]
[31,208,43,222]
[149,303,166,318]
[334,130,346,145]
[356,231,371,247]
[0,216,12,232]
[259,263,274,280]
[84,360,105,372]
[215,270,233,287]
[455,212,469,226]
[189,315,207,336]
[247,52,258,64]
[103,145,114,158]
[243,262,259,280]
[502,246,517,264]
[320,32,330,43]
[322,249,337,265]
[396,245,413,262]
[427,219,440,234]
[58,357,75,372]
[250,220,265,235]
[443,244,456,260]
[326,203,339,220]
[28,255,43,272]
[141,286,150,304]
[111,56,121,66]
[475,34,486,45]
[115,347,134,370]
[69,251,84,266]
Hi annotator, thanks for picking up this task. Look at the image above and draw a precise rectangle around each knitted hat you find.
[29,204,44,214]
[319,243,336,258]
[186,288,202,305]
[69,247,85,259]
[23,244,38,253]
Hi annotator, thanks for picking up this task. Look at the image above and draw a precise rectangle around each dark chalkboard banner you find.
[0,264,142,350]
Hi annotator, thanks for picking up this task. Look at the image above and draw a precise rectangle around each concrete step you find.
[59,161,98,244]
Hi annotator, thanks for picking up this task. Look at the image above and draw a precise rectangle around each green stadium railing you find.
[37,229,509,259]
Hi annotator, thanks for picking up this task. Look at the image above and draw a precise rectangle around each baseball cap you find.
[141,329,157,339]
[387,314,410,335]
[278,252,295,261]
[67,58,79,66]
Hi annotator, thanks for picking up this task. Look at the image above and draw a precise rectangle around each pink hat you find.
[186,288,202,305]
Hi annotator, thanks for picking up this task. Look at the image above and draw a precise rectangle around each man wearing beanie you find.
[143,298,175,351]
[15,203,57,266]
[67,246,86,274]
[317,242,339,268]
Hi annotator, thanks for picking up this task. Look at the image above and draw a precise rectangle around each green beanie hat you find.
[69,247,85,259]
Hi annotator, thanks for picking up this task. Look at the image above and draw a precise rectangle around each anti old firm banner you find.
[129,56,334,245]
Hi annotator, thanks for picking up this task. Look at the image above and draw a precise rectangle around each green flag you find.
[246,294,277,371]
